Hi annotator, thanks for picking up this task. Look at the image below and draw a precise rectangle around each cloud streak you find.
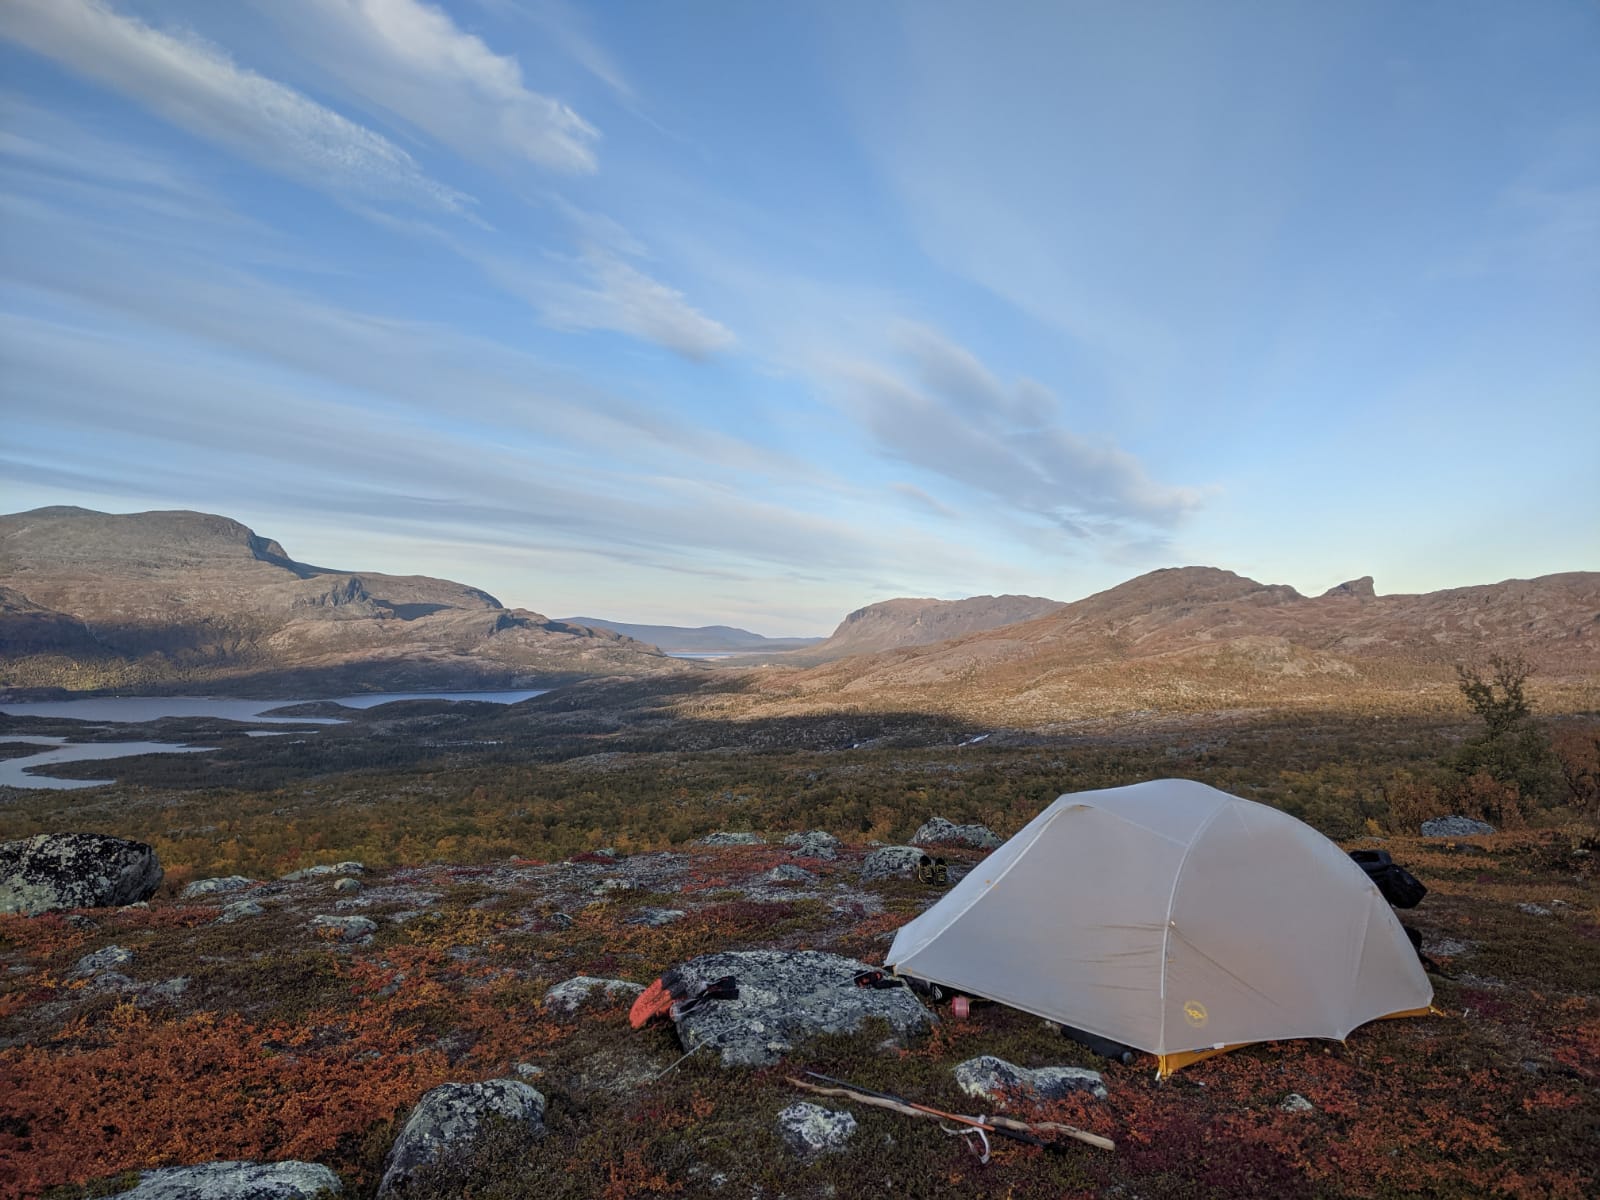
[837,325,1202,539]
[1,0,471,214]
[257,0,600,174]
[525,248,737,360]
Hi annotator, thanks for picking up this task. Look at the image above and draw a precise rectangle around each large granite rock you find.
[378,1079,545,1195]
[106,1160,341,1198]
[1421,816,1496,838]
[0,833,163,916]
[953,1056,1107,1107]
[776,1102,857,1156]
[859,846,925,882]
[910,818,1002,850]
[667,949,932,1066]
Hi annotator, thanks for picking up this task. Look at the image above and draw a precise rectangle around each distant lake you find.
[0,735,214,791]
[0,690,547,789]
[0,689,550,725]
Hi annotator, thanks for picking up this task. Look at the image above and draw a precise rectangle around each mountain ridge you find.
[0,507,676,696]
[736,565,1600,722]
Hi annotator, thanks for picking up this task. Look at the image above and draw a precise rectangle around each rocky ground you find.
[2,824,1596,1199]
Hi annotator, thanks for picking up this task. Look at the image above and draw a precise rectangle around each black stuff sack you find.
[1349,849,1428,909]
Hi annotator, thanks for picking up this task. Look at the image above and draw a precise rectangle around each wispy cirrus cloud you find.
[524,248,737,360]
[837,325,1203,539]
[0,0,471,214]
[255,0,600,174]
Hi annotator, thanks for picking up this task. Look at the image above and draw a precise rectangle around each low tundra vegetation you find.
[2,694,1597,1197]
[0,826,1595,1199]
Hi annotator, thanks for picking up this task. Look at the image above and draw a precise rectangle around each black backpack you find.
[1349,849,1427,909]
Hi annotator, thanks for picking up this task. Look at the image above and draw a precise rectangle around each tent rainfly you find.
[885,779,1434,1076]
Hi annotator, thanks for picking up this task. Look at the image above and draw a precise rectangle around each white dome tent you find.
[885,779,1434,1076]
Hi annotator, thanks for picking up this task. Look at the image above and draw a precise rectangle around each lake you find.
[0,689,547,789]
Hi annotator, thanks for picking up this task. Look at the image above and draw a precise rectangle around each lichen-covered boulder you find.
[911,818,1002,850]
[784,831,841,860]
[0,833,163,916]
[378,1079,545,1196]
[667,949,931,1067]
[1420,816,1495,838]
[542,975,644,1013]
[699,832,766,846]
[859,846,925,882]
[776,1102,857,1156]
[106,1159,341,1198]
[953,1056,1107,1107]
[181,876,257,900]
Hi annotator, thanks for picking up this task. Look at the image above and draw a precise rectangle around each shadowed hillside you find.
[0,508,680,696]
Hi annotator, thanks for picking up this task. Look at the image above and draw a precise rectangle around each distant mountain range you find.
[737,566,1600,721]
[5,508,1595,717]
[557,618,823,655]
[0,507,674,696]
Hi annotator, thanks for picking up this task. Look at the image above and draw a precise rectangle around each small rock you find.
[911,817,1002,850]
[593,878,635,894]
[627,908,686,926]
[106,1159,343,1198]
[333,878,362,895]
[764,864,816,884]
[1518,903,1553,917]
[542,975,645,1013]
[73,945,134,975]
[1280,1093,1315,1113]
[0,832,164,916]
[310,915,377,942]
[1420,816,1495,838]
[146,976,190,1002]
[860,846,926,882]
[181,876,258,900]
[513,1062,545,1079]
[776,1102,857,1156]
[215,900,265,924]
[953,1056,1107,1107]
[378,1079,545,1196]
[281,861,365,882]
[699,832,767,846]
[784,831,841,861]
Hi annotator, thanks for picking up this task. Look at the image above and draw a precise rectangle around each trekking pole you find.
[799,1072,1112,1152]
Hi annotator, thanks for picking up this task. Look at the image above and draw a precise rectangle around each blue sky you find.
[2,0,1595,634]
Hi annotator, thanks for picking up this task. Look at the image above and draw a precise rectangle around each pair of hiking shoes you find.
[916,854,949,886]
